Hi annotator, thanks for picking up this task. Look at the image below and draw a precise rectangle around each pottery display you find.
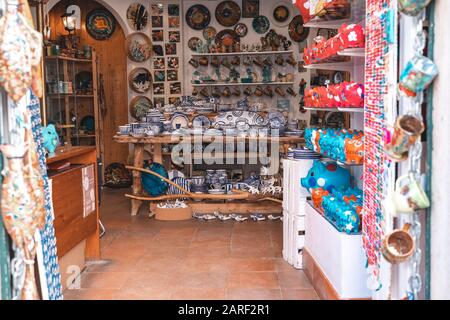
[186,4,211,30]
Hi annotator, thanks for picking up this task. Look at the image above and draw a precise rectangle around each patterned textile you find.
[27,91,63,300]
[363,0,391,290]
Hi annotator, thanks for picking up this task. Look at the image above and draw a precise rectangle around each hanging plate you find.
[234,23,248,37]
[215,29,240,47]
[252,15,270,34]
[188,37,202,52]
[272,2,292,27]
[288,15,310,42]
[126,3,148,31]
[203,26,217,41]
[129,68,152,93]
[186,4,211,30]
[86,9,116,40]
[215,1,241,27]
[129,96,153,120]
[126,32,152,62]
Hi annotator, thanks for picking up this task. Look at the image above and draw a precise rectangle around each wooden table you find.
[114,135,304,216]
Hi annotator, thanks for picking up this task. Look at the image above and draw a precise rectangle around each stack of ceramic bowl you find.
[142,111,163,136]
[293,148,321,160]
[190,175,208,194]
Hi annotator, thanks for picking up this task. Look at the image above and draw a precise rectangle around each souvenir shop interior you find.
[0,0,449,301]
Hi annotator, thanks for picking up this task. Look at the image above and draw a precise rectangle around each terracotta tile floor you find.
[63,188,319,300]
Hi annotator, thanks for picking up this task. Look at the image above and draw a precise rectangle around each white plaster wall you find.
[431,0,450,300]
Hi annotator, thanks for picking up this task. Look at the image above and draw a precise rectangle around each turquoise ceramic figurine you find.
[42,124,60,156]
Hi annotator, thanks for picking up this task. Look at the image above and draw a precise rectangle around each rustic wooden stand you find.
[114,135,304,216]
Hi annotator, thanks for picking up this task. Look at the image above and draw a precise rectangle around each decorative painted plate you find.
[215,29,240,47]
[288,15,310,42]
[129,68,152,93]
[252,15,270,34]
[126,32,152,62]
[188,37,202,51]
[86,9,116,40]
[272,2,292,27]
[80,115,95,131]
[192,115,211,129]
[170,113,189,130]
[234,23,248,37]
[126,3,148,31]
[203,26,217,41]
[186,4,211,30]
[215,1,241,27]
[129,96,153,120]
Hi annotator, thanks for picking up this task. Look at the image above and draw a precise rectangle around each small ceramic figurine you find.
[229,67,240,83]
[42,124,60,156]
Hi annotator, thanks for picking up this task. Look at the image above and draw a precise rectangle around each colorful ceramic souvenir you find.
[252,15,270,34]
[215,29,240,48]
[301,160,351,193]
[42,124,60,156]
[186,4,211,30]
[86,9,116,40]
[272,2,292,26]
[234,23,248,37]
[129,96,153,120]
[129,67,152,93]
[188,37,202,52]
[141,161,169,196]
[215,1,241,27]
[288,15,310,42]
[126,3,148,31]
[203,26,217,41]
[126,32,152,62]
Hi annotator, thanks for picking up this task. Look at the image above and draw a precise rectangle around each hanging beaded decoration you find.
[27,91,63,300]
[363,0,392,290]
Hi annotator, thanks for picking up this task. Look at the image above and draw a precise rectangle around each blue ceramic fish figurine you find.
[42,124,60,156]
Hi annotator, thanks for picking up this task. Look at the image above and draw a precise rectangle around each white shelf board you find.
[191,50,294,57]
[304,107,339,112]
[304,18,353,29]
[338,48,365,57]
[304,61,357,71]
[191,82,295,87]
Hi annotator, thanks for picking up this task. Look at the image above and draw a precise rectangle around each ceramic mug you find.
[398,0,432,16]
[118,125,131,135]
[398,54,438,97]
[394,174,430,213]
[384,114,424,161]
[381,223,415,264]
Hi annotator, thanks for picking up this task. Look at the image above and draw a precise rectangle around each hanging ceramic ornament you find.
[0,3,42,102]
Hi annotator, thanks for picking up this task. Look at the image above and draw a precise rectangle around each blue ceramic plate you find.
[186,5,211,30]
[252,16,270,34]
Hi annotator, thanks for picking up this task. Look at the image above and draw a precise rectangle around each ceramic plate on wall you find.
[129,68,152,93]
[129,96,153,120]
[234,23,248,37]
[288,15,310,42]
[215,29,240,47]
[252,16,270,34]
[188,37,202,52]
[186,4,211,30]
[215,1,241,27]
[126,3,148,31]
[126,32,152,62]
[86,9,116,40]
[272,1,292,27]
[203,26,217,41]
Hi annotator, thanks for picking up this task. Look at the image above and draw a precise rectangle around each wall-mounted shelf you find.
[45,55,93,63]
[304,61,360,72]
[304,18,353,29]
[338,48,366,57]
[191,81,295,87]
[191,50,294,57]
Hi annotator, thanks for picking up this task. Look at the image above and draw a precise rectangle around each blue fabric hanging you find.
[27,91,63,300]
